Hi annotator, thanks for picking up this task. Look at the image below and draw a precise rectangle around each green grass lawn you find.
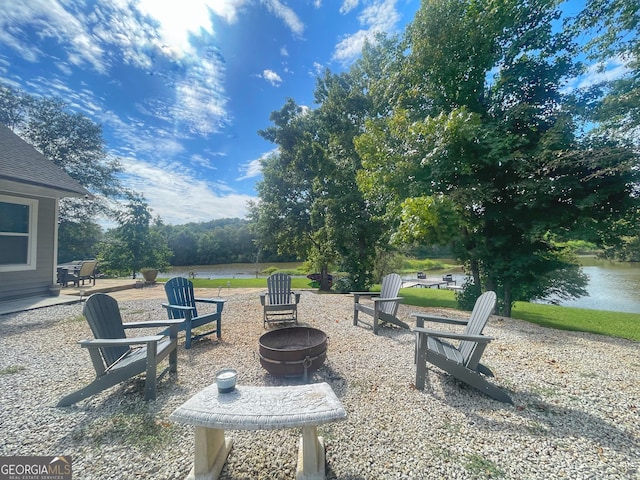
[399,287,640,342]
[159,277,640,342]
[167,277,312,289]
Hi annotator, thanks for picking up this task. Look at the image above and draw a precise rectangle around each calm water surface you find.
[557,259,640,314]
[162,263,302,279]
[163,259,640,314]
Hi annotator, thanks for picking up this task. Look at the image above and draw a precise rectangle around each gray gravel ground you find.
[0,291,638,479]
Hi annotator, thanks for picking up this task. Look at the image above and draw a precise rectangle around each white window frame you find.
[0,194,38,272]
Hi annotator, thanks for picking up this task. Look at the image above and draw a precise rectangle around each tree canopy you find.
[253,0,639,315]
[0,83,124,262]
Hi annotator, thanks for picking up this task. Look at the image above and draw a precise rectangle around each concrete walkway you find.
[0,278,138,315]
[0,279,265,315]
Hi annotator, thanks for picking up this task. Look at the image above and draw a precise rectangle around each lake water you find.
[163,258,640,314]
[554,258,640,314]
[162,263,303,279]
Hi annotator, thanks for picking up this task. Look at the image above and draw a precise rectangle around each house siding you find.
[0,194,56,301]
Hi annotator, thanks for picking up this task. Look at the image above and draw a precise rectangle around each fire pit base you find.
[259,327,327,378]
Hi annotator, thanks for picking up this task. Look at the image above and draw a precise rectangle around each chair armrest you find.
[373,296,402,304]
[161,303,194,312]
[194,297,226,304]
[79,335,164,348]
[123,319,185,329]
[411,313,468,327]
[352,292,381,302]
[412,326,494,343]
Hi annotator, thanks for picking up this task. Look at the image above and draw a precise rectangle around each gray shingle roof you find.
[0,123,90,197]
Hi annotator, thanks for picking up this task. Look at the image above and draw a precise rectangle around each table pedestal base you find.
[171,383,346,480]
[296,426,325,480]
[186,427,233,480]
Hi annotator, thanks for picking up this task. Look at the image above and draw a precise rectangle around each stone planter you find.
[49,285,62,297]
[141,269,159,283]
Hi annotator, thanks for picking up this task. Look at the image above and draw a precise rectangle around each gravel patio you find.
[0,289,638,479]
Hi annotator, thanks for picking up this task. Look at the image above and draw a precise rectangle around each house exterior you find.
[0,124,91,300]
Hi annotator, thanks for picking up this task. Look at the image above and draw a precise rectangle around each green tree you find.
[355,0,639,316]
[573,0,640,261]
[251,99,332,287]
[253,36,415,292]
[575,0,639,135]
[0,83,123,260]
[57,220,103,264]
[254,62,390,291]
[99,195,171,278]
[166,227,199,265]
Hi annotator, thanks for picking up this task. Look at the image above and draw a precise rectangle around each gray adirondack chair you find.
[162,277,226,349]
[57,293,182,407]
[352,273,408,335]
[67,259,98,287]
[260,273,300,327]
[411,291,512,404]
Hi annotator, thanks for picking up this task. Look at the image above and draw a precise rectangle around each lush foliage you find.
[253,0,639,316]
[0,82,123,261]
[252,86,382,291]
[98,195,171,278]
[57,219,103,264]
[157,218,295,266]
[354,0,639,316]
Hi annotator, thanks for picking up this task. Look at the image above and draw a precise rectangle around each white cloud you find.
[209,0,251,24]
[191,152,224,170]
[340,0,360,14]
[237,148,277,180]
[563,56,632,96]
[577,57,631,89]
[332,0,400,65]
[262,0,304,37]
[262,69,283,86]
[135,0,229,53]
[0,1,108,72]
[173,56,228,135]
[120,156,255,223]
[238,159,263,180]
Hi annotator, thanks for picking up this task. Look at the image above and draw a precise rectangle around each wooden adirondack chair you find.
[162,277,226,349]
[352,273,408,335]
[259,273,300,327]
[68,259,98,287]
[57,293,182,406]
[411,291,512,404]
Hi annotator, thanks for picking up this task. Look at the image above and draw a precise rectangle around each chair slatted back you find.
[379,273,403,316]
[267,273,292,305]
[459,291,496,364]
[164,277,199,318]
[83,293,130,367]
[77,260,97,277]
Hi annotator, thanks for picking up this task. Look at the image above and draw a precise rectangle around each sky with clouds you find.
[0,0,421,225]
[0,0,626,226]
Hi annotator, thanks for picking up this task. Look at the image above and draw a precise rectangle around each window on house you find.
[0,195,38,271]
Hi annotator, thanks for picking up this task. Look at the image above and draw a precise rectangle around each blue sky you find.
[0,0,421,225]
